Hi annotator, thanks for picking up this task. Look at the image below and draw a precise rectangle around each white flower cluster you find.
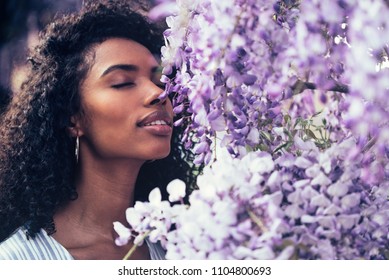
[115,136,389,259]
[113,180,186,248]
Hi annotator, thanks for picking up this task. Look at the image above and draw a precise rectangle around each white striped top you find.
[0,227,166,260]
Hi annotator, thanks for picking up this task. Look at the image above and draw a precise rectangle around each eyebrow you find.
[100,64,161,78]
[100,64,139,77]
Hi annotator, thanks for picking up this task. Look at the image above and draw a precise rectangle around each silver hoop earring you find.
[75,136,79,163]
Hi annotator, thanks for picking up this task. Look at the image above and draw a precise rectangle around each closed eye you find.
[111,82,135,89]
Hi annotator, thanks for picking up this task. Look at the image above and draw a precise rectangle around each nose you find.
[144,80,167,106]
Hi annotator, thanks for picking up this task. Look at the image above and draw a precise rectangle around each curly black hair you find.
[0,0,200,242]
[0,85,10,114]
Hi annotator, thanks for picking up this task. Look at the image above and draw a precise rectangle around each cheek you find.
[79,98,137,148]
[82,94,135,124]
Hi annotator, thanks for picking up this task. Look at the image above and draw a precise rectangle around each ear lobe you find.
[67,126,80,137]
[67,115,83,137]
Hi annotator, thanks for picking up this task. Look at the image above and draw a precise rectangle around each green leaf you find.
[312,110,323,117]
[260,131,272,142]
[284,114,291,124]
[273,142,290,153]
[305,129,318,140]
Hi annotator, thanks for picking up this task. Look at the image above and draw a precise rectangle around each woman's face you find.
[76,38,173,163]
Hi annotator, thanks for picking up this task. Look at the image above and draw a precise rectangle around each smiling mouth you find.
[137,111,173,136]
[139,120,173,136]
[142,120,171,127]
[137,110,173,128]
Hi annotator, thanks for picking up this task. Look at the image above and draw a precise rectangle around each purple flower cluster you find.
[160,0,389,168]
[288,0,389,167]
[113,0,389,260]
[160,0,282,163]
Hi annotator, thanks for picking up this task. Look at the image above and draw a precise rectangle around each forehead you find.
[90,38,159,74]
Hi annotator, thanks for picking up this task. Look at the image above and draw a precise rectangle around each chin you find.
[147,146,171,160]
[154,150,171,160]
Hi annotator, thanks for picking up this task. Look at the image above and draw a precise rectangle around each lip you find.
[137,110,173,136]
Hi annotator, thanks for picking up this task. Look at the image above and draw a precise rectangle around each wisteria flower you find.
[115,0,389,260]
[166,179,186,202]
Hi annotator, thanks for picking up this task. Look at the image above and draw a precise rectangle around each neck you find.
[55,153,144,237]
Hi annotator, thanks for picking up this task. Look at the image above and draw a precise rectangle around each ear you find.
[67,114,84,138]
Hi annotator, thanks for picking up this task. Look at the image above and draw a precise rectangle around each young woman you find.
[0,0,198,260]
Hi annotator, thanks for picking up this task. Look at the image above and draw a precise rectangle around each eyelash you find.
[111,82,135,89]
[111,81,165,90]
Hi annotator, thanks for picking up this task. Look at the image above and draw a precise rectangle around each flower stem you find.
[291,79,349,95]
[247,209,268,233]
[122,230,151,260]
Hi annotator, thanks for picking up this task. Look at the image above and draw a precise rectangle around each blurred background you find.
[0,0,159,107]
[0,0,83,94]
